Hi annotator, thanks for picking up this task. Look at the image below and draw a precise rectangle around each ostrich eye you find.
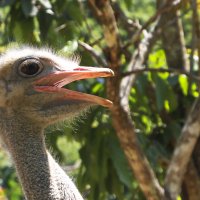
[18,59,43,77]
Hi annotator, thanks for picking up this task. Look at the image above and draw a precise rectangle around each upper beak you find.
[33,66,114,108]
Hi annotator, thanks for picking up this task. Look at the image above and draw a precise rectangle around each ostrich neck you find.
[0,117,83,200]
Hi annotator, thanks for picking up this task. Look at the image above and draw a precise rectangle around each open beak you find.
[33,66,114,108]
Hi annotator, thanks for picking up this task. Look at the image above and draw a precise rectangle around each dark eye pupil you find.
[18,58,43,77]
[21,63,40,75]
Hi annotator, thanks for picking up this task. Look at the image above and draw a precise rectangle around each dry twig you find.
[78,41,107,66]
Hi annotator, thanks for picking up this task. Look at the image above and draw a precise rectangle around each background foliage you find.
[0,0,199,200]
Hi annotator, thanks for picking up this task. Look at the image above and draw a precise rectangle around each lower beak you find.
[33,66,114,108]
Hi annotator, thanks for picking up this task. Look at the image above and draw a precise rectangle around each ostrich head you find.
[0,46,113,126]
[0,46,114,200]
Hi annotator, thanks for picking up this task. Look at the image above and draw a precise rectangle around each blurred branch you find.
[78,41,107,66]
[122,67,200,82]
[123,0,182,49]
[164,99,200,199]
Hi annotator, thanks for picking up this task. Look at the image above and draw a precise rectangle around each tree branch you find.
[164,98,200,199]
[78,41,107,66]
[122,67,200,82]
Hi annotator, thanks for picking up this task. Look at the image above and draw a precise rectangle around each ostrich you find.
[0,46,113,200]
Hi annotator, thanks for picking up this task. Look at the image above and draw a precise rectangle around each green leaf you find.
[164,100,170,112]
[92,83,103,93]
[153,74,177,112]
[153,75,167,111]
[166,87,178,112]
[12,18,36,42]
[141,115,152,133]
[148,49,167,69]
[108,139,132,188]
[191,83,199,97]
[178,75,188,95]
